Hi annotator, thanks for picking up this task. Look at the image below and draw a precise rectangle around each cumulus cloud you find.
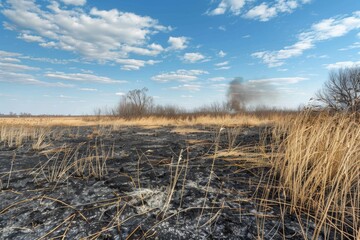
[244,0,303,22]
[116,59,160,71]
[45,72,128,84]
[60,0,86,6]
[183,52,206,63]
[325,61,360,69]
[152,69,208,83]
[207,0,246,16]
[252,11,360,67]
[17,33,44,42]
[168,36,189,50]
[2,0,171,70]
[208,0,309,20]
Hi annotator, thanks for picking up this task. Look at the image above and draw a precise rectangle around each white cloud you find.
[208,77,226,81]
[121,44,164,56]
[339,42,360,51]
[79,88,98,91]
[115,92,126,96]
[248,77,308,85]
[2,0,171,70]
[183,52,206,63]
[181,95,193,98]
[216,66,231,70]
[0,70,73,87]
[60,94,76,99]
[244,0,303,22]
[208,0,309,20]
[214,61,229,67]
[218,26,226,31]
[252,12,360,67]
[152,69,208,83]
[168,36,189,50]
[45,72,127,84]
[60,0,86,6]
[245,3,277,21]
[170,84,201,91]
[18,33,44,42]
[0,50,21,58]
[0,62,39,71]
[207,0,246,16]
[217,50,227,57]
[116,59,160,71]
[325,61,360,69]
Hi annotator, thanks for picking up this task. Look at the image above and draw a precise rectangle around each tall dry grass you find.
[269,112,360,239]
[0,113,287,128]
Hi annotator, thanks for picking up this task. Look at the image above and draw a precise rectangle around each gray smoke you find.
[227,77,278,111]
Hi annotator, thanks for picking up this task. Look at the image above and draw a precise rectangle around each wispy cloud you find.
[339,42,360,51]
[79,88,98,91]
[325,61,360,69]
[214,61,229,67]
[60,0,86,6]
[0,70,73,87]
[248,77,308,84]
[152,69,208,83]
[0,62,39,71]
[170,84,201,91]
[181,95,193,98]
[208,77,227,81]
[45,72,128,84]
[216,66,231,70]
[252,11,360,67]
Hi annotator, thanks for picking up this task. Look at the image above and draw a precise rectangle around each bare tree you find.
[316,67,360,112]
[116,88,154,118]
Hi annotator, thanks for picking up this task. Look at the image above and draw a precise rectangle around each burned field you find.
[0,120,357,239]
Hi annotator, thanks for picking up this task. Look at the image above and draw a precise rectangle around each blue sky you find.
[0,0,360,115]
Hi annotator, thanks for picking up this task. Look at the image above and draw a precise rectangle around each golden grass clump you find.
[270,112,360,239]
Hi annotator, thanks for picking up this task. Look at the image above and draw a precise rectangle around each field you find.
[0,113,359,239]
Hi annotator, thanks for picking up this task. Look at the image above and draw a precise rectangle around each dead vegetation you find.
[0,111,358,239]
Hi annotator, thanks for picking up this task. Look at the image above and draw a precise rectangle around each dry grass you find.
[268,112,360,239]
[0,113,284,128]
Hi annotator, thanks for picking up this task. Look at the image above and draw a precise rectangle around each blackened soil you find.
[0,126,324,239]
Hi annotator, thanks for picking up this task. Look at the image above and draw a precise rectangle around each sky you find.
[0,0,360,115]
